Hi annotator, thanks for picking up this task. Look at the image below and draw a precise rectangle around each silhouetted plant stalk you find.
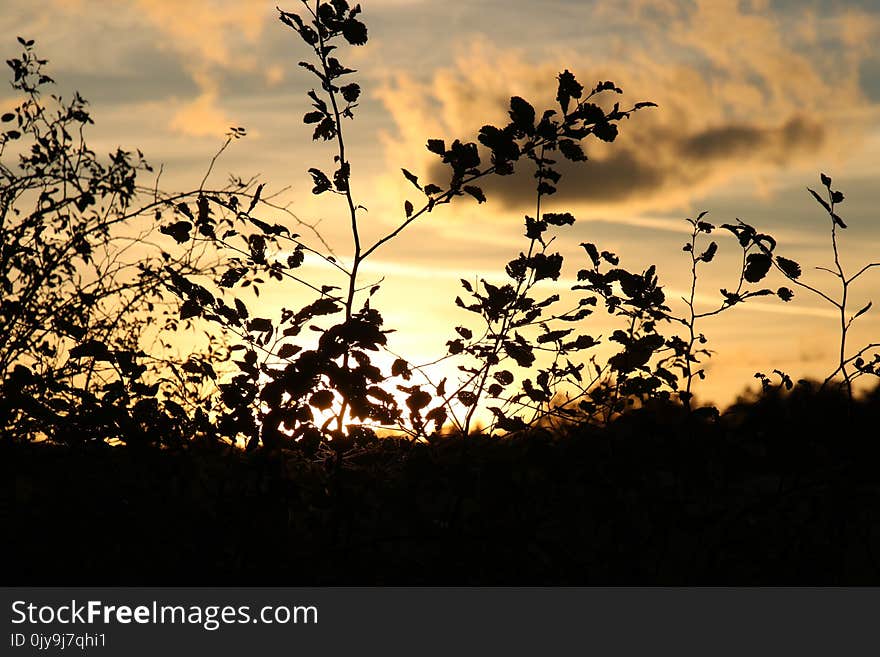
[155,0,659,448]
[669,212,797,411]
[758,174,879,401]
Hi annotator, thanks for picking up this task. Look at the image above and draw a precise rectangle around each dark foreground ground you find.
[4,387,880,584]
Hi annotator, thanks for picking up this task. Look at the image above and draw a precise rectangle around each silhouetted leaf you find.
[404,200,413,218]
[720,288,742,305]
[504,341,535,367]
[594,80,622,94]
[299,25,319,45]
[334,163,350,191]
[247,317,273,333]
[574,103,605,125]
[176,202,194,220]
[544,212,575,227]
[537,328,573,344]
[287,249,305,269]
[313,117,336,141]
[853,301,872,320]
[508,96,536,135]
[341,18,368,45]
[777,287,794,302]
[537,182,556,196]
[463,185,486,203]
[808,187,831,213]
[443,139,481,172]
[401,168,421,190]
[425,406,447,429]
[392,358,412,380]
[303,110,324,124]
[247,183,264,213]
[592,121,618,142]
[601,250,619,265]
[310,390,334,410]
[340,83,360,102]
[180,299,201,320]
[776,256,801,279]
[530,252,563,282]
[160,221,192,244]
[744,253,772,282]
[558,139,587,161]
[69,340,113,361]
[426,139,445,155]
[277,343,301,359]
[308,168,332,194]
[525,216,547,241]
[699,242,718,263]
[563,335,599,350]
[556,69,583,114]
[248,234,266,264]
[493,370,514,386]
[582,242,600,268]
[405,388,431,413]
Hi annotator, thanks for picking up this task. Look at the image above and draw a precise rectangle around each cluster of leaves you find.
[390,73,657,437]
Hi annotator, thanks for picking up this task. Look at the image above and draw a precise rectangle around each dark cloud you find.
[681,116,824,162]
[680,124,764,160]
[424,115,826,210]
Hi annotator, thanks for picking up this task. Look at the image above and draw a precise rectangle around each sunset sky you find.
[3,0,880,407]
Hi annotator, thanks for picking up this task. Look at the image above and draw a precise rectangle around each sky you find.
[3,0,880,408]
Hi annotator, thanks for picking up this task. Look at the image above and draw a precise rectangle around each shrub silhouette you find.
[0,38,279,445]
[3,4,875,451]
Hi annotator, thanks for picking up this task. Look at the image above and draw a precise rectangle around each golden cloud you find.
[134,0,268,137]
[169,72,232,138]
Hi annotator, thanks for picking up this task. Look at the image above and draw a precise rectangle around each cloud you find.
[374,0,879,216]
[169,72,232,138]
[134,0,266,69]
[133,0,270,137]
[43,0,274,138]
